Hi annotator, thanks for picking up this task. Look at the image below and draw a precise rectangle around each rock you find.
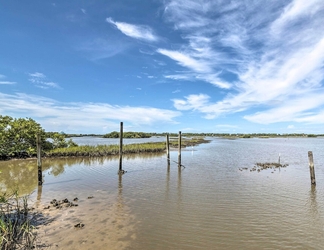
[74,223,84,229]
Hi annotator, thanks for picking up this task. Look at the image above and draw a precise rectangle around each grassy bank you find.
[45,137,210,158]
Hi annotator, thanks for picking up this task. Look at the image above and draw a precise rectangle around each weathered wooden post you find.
[178,131,181,167]
[119,122,123,174]
[166,133,170,164]
[308,151,316,185]
[36,134,42,185]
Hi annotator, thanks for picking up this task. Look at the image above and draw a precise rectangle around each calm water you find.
[1,137,324,249]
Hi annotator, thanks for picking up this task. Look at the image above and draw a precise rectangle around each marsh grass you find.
[0,192,37,250]
[45,138,210,158]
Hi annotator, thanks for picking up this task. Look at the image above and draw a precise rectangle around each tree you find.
[0,115,77,159]
[0,115,46,158]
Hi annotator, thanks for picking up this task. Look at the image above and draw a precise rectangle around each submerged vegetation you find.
[0,192,37,249]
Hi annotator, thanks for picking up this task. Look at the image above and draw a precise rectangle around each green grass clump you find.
[0,192,37,249]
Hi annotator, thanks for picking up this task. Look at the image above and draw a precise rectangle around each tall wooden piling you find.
[166,134,170,164]
[308,151,316,185]
[178,131,181,167]
[119,122,123,173]
[36,134,42,185]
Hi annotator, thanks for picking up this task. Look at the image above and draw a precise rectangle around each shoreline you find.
[0,138,210,161]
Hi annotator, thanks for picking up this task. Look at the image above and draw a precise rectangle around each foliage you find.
[103,131,151,139]
[45,132,78,149]
[0,115,46,159]
[0,115,78,160]
[103,131,119,138]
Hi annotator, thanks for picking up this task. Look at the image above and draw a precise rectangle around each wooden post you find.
[36,134,42,185]
[178,131,181,167]
[308,151,316,185]
[166,134,170,163]
[119,122,123,174]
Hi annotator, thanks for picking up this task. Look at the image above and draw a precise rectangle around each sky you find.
[1,0,324,134]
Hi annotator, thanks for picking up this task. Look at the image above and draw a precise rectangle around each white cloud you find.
[271,0,323,36]
[0,74,16,85]
[166,0,324,124]
[78,38,129,60]
[107,17,158,42]
[173,94,210,111]
[244,92,324,124]
[0,81,16,85]
[0,92,181,133]
[28,72,61,89]
[157,49,211,73]
[29,72,46,78]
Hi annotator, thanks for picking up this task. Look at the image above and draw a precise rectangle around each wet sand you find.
[35,191,137,250]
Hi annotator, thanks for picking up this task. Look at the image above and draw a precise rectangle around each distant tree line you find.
[103,131,151,138]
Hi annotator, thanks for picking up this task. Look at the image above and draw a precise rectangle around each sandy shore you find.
[34,191,137,250]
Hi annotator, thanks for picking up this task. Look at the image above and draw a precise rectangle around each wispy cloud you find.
[78,38,130,60]
[0,74,16,84]
[0,81,16,85]
[107,17,159,42]
[167,0,324,124]
[0,92,181,133]
[28,72,61,89]
[244,92,324,124]
[157,49,211,73]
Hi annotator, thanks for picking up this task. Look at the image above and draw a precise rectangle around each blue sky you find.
[1,0,324,134]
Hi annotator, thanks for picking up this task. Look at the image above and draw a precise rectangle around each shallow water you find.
[1,137,324,249]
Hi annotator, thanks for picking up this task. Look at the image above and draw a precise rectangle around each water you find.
[1,137,324,249]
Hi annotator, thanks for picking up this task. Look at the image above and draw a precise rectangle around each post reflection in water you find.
[177,166,182,215]
[115,173,125,222]
[309,185,318,217]
[165,162,170,202]
[36,184,43,208]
